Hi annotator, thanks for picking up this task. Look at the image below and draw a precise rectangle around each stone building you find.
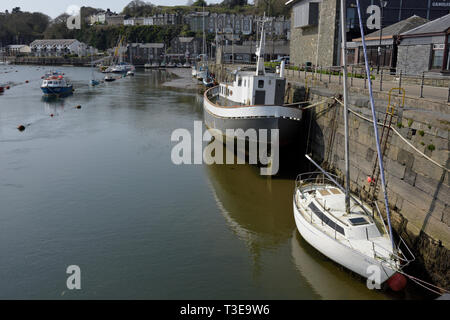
[127,43,165,63]
[397,13,450,76]
[5,44,31,56]
[169,37,202,57]
[287,0,450,67]
[347,15,429,71]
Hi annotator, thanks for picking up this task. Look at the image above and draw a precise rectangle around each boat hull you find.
[293,199,396,284]
[40,85,73,95]
[203,87,302,146]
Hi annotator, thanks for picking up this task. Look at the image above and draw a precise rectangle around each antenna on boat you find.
[255,13,267,76]
[355,0,395,251]
[339,0,351,215]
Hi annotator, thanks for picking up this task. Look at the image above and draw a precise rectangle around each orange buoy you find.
[367,176,373,183]
[17,125,25,131]
[387,273,407,291]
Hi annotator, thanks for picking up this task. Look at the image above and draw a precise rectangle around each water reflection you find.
[290,230,386,300]
[205,144,295,276]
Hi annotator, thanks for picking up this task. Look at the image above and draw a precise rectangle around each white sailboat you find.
[292,1,414,287]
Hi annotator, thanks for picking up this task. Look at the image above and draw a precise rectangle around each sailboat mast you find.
[340,0,350,214]
[255,16,266,76]
[202,5,206,58]
[355,0,395,251]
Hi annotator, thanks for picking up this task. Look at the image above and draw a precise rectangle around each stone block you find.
[404,167,417,186]
[397,149,414,169]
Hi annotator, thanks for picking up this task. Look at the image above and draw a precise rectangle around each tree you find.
[192,0,207,6]
[122,0,156,17]
[12,7,21,14]
[220,0,247,8]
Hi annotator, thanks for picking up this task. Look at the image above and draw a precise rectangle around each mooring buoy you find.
[17,125,25,131]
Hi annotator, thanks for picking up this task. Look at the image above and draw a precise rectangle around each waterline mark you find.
[171,121,279,175]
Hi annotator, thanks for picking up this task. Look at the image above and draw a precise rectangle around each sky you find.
[0,0,223,19]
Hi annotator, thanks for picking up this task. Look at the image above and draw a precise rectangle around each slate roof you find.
[401,13,450,36]
[352,15,429,41]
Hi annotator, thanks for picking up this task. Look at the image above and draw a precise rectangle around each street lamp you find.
[377,0,388,74]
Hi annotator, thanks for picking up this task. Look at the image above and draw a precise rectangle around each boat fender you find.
[387,273,407,291]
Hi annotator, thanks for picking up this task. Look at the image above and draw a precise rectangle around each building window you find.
[244,79,246,87]
[258,80,264,88]
[431,44,445,70]
[238,78,242,86]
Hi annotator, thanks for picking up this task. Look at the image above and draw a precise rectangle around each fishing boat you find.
[203,18,302,146]
[40,75,73,96]
[292,1,413,287]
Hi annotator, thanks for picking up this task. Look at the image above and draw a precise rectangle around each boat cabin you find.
[219,71,286,106]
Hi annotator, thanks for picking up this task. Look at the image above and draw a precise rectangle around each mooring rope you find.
[333,97,449,173]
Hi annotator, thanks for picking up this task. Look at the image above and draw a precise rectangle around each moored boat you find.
[203,19,302,146]
[292,1,414,288]
[40,75,73,96]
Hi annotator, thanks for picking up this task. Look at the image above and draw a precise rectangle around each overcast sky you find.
[0,0,225,19]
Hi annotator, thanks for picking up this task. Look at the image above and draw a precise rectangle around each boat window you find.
[244,80,246,87]
[269,80,272,85]
[349,217,368,226]
[258,80,264,88]
[238,78,242,87]
[308,202,345,236]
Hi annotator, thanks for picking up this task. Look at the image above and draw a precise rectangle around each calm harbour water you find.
[0,65,416,299]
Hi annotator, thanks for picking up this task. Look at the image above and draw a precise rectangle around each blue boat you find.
[40,75,73,96]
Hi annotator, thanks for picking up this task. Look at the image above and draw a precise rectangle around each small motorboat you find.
[89,79,100,86]
[183,62,191,68]
[176,63,183,68]
[126,70,134,77]
[104,74,116,82]
[167,62,175,68]
[41,75,73,96]
[144,63,152,69]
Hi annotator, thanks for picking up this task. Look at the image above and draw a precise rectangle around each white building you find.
[30,39,88,57]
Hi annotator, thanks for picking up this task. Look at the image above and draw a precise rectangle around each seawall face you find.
[305,86,449,289]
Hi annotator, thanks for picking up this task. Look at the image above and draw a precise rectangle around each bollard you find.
[447,82,450,103]
[380,69,383,91]
[339,69,342,85]
[399,70,403,94]
[320,66,322,82]
[364,70,367,89]
[328,68,331,83]
[304,66,307,80]
[420,71,425,98]
[350,66,354,87]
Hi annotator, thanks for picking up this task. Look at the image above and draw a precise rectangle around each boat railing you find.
[295,171,342,195]
[204,85,219,102]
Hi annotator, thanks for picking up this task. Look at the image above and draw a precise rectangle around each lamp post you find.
[377,0,388,74]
